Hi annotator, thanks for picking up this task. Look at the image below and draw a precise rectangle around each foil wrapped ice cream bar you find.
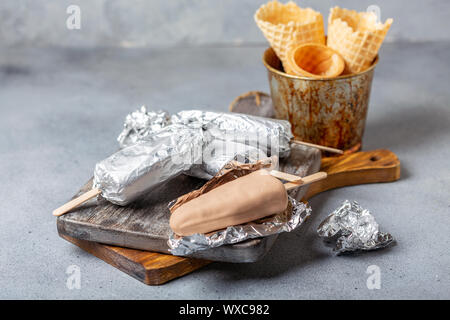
[94,107,295,206]
[118,108,293,157]
[171,110,293,157]
[317,200,395,254]
[94,125,204,205]
[116,107,294,182]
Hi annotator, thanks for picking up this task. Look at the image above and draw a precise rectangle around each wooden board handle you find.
[303,149,400,200]
[53,188,101,217]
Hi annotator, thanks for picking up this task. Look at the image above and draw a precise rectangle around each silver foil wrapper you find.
[317,200,394,254]
[113,107,294,184]
[117,106,170,148]
[117,108,294,158]
[94,125,204,205]
[171,110,293,158]
[100,107,295,206]
[188,139,274,180]
[280,143,321,201]
[168,197,311,256]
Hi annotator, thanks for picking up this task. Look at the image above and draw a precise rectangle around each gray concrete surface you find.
[2,0,450,48]
[1,41,450,299]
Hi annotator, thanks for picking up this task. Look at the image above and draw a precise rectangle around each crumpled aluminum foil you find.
[117,108,293,156]
[171,110,293,158]
[189,139,273,180]
[117,106,170,148]
[317,200,394,254]
[94,125,204,205]
[168,197,311,256]
[115,107,294,182]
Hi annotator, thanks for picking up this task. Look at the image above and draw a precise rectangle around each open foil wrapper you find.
[317,200,394,254]
[167,160,312,256]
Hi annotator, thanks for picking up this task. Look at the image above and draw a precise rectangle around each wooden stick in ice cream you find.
[291,140,343,154]
[169,170,327,236]
[52,188,102,217]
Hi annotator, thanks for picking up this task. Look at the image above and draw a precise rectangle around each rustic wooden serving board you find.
[58,149,400,285]
[57,144,322,263]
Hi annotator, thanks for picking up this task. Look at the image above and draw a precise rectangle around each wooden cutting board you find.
[57,144,321,263]
[58,149,400,285]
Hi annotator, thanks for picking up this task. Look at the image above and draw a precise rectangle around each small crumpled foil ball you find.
[317,200,395,254]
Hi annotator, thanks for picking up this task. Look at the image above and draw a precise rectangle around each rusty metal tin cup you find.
[263,47,378,153]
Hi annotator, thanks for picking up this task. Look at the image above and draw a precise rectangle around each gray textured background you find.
[1,0,450,48]
[1,0,450,300]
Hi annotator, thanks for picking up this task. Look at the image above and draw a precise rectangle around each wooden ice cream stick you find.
[269,169,302,182]
[291,139,343,154]
[53,188,101,217]
[283,171,327,190]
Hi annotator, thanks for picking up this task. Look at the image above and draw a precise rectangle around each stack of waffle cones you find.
[327,7,393,74]
[254,1,393,77]
[254,0,325,74]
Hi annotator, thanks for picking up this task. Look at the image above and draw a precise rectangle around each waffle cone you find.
[287,43,345,78]
[327,7,393,74]
[254,1,325,73]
